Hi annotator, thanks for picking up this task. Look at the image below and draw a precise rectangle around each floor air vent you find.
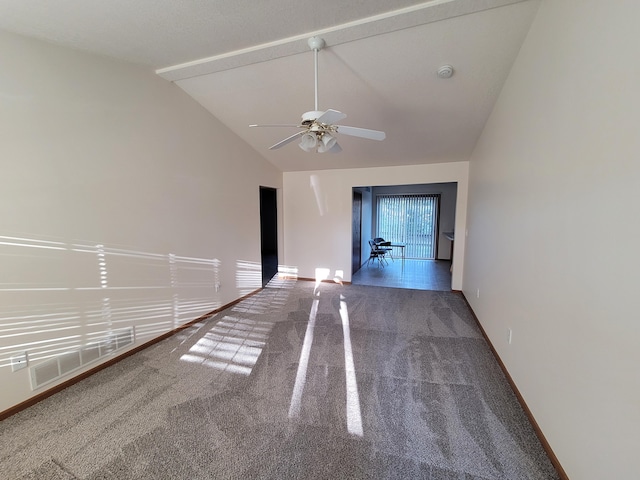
[29,327,134,390]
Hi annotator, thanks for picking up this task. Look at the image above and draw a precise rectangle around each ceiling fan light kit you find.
[317,132,338,153]
[299,132,318,151]
[250,36,386,154]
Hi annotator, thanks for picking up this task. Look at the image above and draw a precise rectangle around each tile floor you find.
[352,256,452,291]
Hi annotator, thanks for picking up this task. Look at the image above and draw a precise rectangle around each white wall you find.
[283,162,468,287]
[0,31,282,413]
[463,1,640,478]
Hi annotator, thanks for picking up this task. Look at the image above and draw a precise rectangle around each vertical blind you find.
[376,194,439,259]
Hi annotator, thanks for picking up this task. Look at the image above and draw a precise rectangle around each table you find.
[390,243,405,259]
[378,242,405,260]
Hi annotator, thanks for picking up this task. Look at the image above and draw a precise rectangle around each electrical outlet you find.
[507,328,513,345]
[215,282,221,292]
[476,288,480,298]
[11,352,28,372]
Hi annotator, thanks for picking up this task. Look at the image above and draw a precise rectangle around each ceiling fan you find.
[250,36,386,153]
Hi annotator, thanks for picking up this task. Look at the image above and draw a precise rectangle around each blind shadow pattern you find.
[0,234,221,378]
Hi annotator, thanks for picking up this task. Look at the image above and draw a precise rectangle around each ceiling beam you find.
[156,0,531,82]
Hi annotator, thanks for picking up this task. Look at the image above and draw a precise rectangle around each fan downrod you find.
[249,34,385,152]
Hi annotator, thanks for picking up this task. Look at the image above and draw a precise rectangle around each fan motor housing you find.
[301,110,324,125]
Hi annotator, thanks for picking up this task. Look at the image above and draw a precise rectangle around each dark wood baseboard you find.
[459,292,570,480]
[0,287,262,422]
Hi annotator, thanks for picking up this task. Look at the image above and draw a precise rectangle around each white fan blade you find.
[269,130,306,150]
[250,124,301,128]
[335,125,386,141]
[316,109,347,125]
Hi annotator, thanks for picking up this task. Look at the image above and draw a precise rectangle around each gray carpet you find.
[0,279,559,479]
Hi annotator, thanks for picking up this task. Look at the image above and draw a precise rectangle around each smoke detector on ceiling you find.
[437,65,454,78]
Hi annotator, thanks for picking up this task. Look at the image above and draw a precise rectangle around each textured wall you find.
[283,162,468,286]
[0,31,282,412]
[463,1,640,478]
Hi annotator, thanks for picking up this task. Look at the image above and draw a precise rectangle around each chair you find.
[373,237,393,261]
[367,240,388,267]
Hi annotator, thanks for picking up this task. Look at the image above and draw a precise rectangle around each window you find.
[376,194,439,259]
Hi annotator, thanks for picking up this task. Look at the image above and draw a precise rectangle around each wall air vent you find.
[29,326,134,390]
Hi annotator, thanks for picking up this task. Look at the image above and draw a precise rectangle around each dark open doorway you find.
[260,186,278,287]
[352,190,363,274]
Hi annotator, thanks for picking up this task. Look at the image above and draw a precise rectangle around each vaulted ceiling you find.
[0,0,540,171]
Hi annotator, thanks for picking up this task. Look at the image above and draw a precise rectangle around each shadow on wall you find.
[0,233,223,376]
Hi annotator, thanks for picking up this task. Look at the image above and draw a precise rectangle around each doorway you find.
[352,190,363,274]
[352,182,457,291]
[259,186,278,287]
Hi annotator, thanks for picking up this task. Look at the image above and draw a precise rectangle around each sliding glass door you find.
[376,194,440,259]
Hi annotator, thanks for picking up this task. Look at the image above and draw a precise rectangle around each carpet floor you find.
[0,279,559,479]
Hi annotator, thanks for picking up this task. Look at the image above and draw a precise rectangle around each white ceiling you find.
[0,0,540,172]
